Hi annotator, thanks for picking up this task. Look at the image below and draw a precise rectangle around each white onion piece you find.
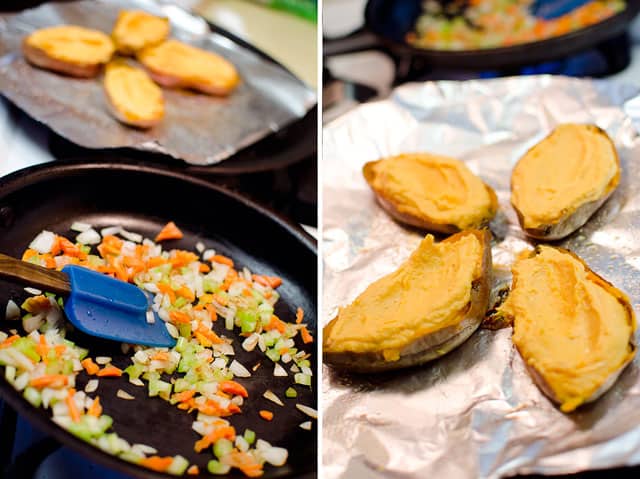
[229,360,251,378]
[263,389,284,406]
[296,404,317,419]
[299,421,312,430]
[273,363,287,377]
[30,230,55,254]
[196,242,205,253]
[95,356,112,365]
[120,229,143,243]
[76,229,101,245]
[117,389,135,400]
[70,222,92,232]
[84,379,99,393]
[101,226,122,237]
[262,446,288,467]
[5,300,20,320]
[24,287,42,296]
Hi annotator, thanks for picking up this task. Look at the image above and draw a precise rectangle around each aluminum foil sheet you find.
[322,75,640,478]
[0,0,315,165]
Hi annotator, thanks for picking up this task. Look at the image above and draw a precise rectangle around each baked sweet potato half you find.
[111,10,170,55]
[499,245,636,412]
[363,153,498,234]
[22,25,114,78]
[323,229,492,372]
[511,124,620,240]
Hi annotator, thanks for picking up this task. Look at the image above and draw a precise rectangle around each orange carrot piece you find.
[300,326,314,344]
[140,456,174,472]
[211,255,234,268]
[150,352,169,361]
[218,380,248,398]
[98,235,123,257]
[259,410,274,421]
[0,335,19,349]
[229,451,265,478]
[96,366,123,377]
[264,315,286,334]
[169,310,191,324]
[81,358,100,375]
[187,465,199,475]
[146,256,168,268]
[205,304,217,322]
[22,249,38,261]
[212,293,228,307]
[171,389,196,403]
[296,307,304,324]
[193,425,236,452]
[155,222,183,242]
[176,285,195,302]
[199,263,210,273]
[87,396,102,417]
[252,274,283,289]
[66,388,81,423]
[157,283,176,304]
[54,344,66,356]
[30,374,68,389]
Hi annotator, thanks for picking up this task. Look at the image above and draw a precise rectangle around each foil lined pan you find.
[0,0,315,165]
[322,76,640,479]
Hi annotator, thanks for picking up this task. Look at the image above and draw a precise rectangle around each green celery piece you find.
[213,438,233,459]
[285,387,297,398]
[207,459,231,474]
[243,429,256,445]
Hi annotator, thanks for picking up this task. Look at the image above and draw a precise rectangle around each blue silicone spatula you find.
[0,253,176,347]
[531,0,593,19]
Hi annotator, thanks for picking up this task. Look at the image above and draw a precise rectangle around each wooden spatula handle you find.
[0,253,71,295]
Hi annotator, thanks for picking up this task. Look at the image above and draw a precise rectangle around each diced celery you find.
[173,297,188,309]
[119,451,143,464]
[57,297,65,307]
[167,455,189,475]
[178,323,192,338]
[207,459,231,475]
[285,387,297,398]
[124,363,145,380]
[298,359,311,369]
[172,378,192,395]
[13,337,40,362]
[62,360,74,375]
[266,348,280,363]
[142,371,160,382]
[23,387,42,407]
[175,337,188,353]
[45,292,55,299]
[148,378,172,398]
[238,309,257,334]
[213,438,234,459]
[263,330,279,347]
[243,429,256,445]
[294,373,311,387]
[76,347,89,361]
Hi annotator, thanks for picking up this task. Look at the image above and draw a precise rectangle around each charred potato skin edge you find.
[323,229,493,373]
[511,125,620,240]
[363,160,499,234]
[509,246,636,412]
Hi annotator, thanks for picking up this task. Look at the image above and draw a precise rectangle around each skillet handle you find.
[323,29,385,57]
[0,253,71,296]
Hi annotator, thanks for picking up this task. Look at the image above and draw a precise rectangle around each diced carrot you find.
[176,285,195,302]
[22,295,51,313]
[196,325,224,344]
[187,465,199,475]
[157,283,176,304]
[0,335,20,349]
[252,274,283,289]
[218,380,248,398]
[194,332,213,347]
[96,366,123,377]
[81,358,100,375]
[229,451,264,478]
[155,222,183,242]
[87,396,102,417]
[35,335,48,362]
[264,315,286,334]
[150,352,169,361]
[170,250,199,268]
[30,374,68,389]
[205,304,217,322]
[58,237,85,258]
[66,388,81,423]
[98,235,123,257]
[171,389,196,403]
[259,410,273,421]
[169,310,191,324]
[211,255,234,268]
[54,344,66,356]
[140,456,174,472]
[146,256,167,268]
[199,263,210,273]
[193,425,236,452]
[212,293,228,307]
[296,307,304,324]
[300,326,314,344]
[22,249,38,261]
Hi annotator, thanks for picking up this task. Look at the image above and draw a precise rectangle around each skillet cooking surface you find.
[0,161,317,478]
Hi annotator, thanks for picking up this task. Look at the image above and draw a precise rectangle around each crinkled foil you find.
[0,0,315,165]
[322,76,640,479]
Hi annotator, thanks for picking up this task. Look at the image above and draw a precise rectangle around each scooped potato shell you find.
[323,229,492,373]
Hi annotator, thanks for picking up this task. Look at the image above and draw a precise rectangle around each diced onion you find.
[196,242,205,253]
[165,323,179,339]
[101,226,122,237]
[117,389,135,400]
[84,379,99,393]
[299,421,312,431]
[5,300,20,320]
[29,230,56,254]
[242,334,259,352]
[203,249,216,261]
[120,229,143,243]
[129,378,144,387]
[146,310,155,324]
[263,389,284,406]
[76,228,101,245]
[70,222,92,232]
[229,360,251,378]
[261,446,288,467]
[95,356,112,365]
[24,287,42,296]
[296,404,317,419]
[273,363,287,377]
[132,443,158,455]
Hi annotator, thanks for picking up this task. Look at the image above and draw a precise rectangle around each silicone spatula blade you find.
[531,0,593,20]
[0,253,175,347]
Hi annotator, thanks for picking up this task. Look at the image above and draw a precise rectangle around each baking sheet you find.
[322,75,640,478]
[0,0,315,165]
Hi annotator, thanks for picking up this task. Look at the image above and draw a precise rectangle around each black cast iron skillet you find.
[324,0,640,70]
[0,161,317,479]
